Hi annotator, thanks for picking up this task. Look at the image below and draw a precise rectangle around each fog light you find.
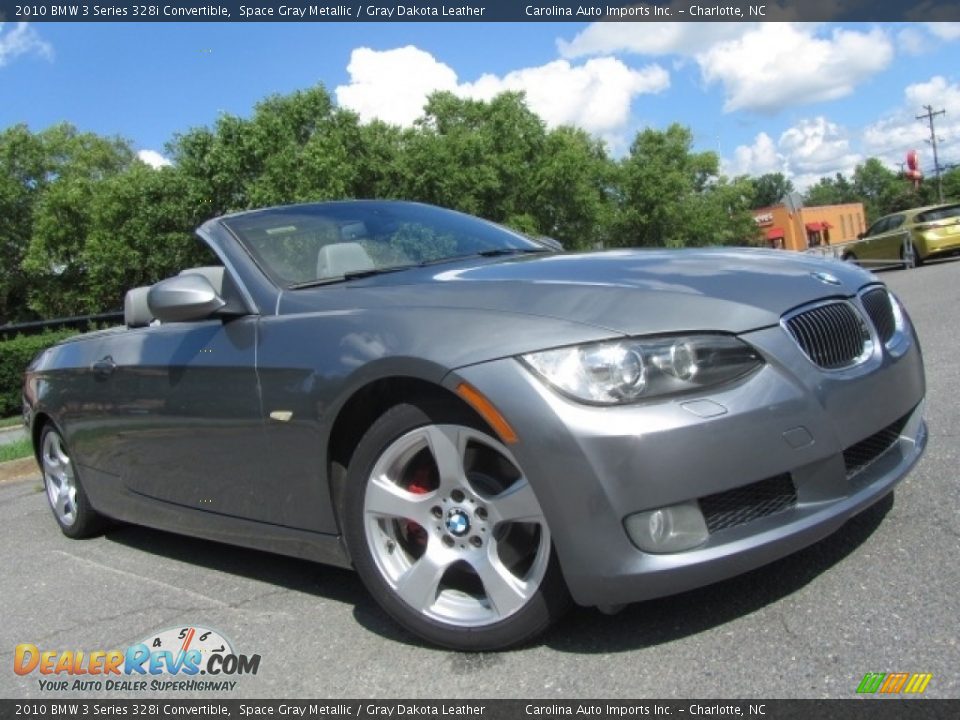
[624,501,709,553]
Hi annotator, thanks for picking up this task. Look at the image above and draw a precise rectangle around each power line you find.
[917,105,946,202]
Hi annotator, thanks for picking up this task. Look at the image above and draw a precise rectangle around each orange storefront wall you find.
[754,203,866,252]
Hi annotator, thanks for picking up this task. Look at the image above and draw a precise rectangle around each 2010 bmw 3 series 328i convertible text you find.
[23,201,927,650]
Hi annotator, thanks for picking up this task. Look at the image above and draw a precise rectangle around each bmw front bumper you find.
[446,320,927,607]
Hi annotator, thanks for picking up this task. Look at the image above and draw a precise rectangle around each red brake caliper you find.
[404,464,432,549]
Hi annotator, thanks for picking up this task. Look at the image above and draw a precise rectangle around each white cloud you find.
[558,22,893,115]
[696,24,893,113]
[335,46,459,127]
[779,117,861,181]
[558,22,751,59]
[137,150,172,169]
[897,27,929,55]
[0,22,53,67]
[898,22,960,53]
[725,118,861,191]
[925,22,960,40]
[724,132,781,177]
[460,58,669,134]
[335,45,669,136]
[904,75,960,112]
[862,76,960,173]
[732,77,960,191]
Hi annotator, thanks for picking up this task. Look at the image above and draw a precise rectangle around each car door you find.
[878,214,908,261]
[859,216,889,261]
[94,314,269,519]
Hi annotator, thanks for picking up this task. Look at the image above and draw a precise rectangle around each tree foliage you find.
[750,172,794,208]
[9,84,951,323]
[615,124,757,247]
[804,160,944,224]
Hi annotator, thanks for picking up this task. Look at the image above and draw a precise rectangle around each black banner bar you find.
[1,700,959,720]
[2,0,959,23]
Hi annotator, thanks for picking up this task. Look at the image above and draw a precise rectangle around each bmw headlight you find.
[519,334,763,405]
[888,290,907,333]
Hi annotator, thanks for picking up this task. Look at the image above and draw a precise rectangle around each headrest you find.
[316,242,375,279]
[124,286,154,328]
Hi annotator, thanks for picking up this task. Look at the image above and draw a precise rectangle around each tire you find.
[900,243,923,269]
[842,252,857,263]
[342,402,571,650]
[912,244,924,267]
[39,425,106,539]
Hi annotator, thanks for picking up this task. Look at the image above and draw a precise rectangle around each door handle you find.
[92,356,116,378]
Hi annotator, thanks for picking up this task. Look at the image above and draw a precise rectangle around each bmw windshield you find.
[221,200,547,288]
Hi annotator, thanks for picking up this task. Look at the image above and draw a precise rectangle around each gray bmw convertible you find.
[23,201,927,650]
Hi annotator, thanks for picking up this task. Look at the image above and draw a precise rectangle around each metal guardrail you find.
[803,235,916,269]
[0,312,123,340]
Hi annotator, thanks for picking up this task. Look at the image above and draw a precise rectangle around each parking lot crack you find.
[778,611,799,640]
[51,550,230,608]
[31,604,191,646]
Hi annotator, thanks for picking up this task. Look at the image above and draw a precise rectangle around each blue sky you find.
[2,21,959,189]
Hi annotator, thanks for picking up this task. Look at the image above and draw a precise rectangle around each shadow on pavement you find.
[545,491,894,654]
[104,491,893,654]
[104,522,419,645]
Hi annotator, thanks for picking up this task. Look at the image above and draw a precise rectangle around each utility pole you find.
[917,104,946,202]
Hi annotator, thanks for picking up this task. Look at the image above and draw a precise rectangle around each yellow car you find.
[843,202,960,268]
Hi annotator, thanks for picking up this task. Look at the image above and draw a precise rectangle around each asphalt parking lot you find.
[2,258,958,700]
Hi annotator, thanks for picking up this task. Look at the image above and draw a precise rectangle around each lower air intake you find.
[698,474,797,534]
[843,412,910,480]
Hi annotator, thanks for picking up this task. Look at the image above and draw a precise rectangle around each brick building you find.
[753,201,866,252]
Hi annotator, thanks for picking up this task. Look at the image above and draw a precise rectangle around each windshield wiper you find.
[287,265,413,289]
[417,247,550,267]
[475,247,551,257]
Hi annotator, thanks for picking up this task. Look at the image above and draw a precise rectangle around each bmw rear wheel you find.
[40,425,105,539]
[343,403,570,650]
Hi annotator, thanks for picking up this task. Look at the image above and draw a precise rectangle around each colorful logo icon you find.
[856,672,932,694]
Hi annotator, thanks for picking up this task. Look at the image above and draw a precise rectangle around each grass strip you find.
[0,438,33,463]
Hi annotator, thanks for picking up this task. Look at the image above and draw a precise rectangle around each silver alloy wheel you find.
[363,424,551,627]
[42,431,79,527]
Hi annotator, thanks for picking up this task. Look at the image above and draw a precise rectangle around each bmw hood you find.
[284,248,879,337]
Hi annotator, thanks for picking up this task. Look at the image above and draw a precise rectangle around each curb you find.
[0,424,26,436]
[0,458,37,486]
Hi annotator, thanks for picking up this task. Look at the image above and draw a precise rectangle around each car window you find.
[866,217,889,236]
[887,215,905,230]
[916,204,960,223]
[223,202,542,287]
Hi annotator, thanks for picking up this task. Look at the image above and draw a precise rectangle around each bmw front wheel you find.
[39,425,106,539]
[343,403,570,650]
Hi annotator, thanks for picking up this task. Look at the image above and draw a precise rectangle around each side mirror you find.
[147,274,226,323]
[857,232,866,239]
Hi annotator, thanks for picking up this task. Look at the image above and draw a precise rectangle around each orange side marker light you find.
[455,383,519,445]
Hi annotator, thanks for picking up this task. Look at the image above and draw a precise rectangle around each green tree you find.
[0,125,47,324]
[20,125,135,317]
[81,164,215,313]
[615,124,755,247]
[804,172,857,207]
[941,166,960,201]
[750,172,794,209]
[527,126,615,249]
[397,91,546,224]
[171,85,368,215]
[852,158,901,221]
